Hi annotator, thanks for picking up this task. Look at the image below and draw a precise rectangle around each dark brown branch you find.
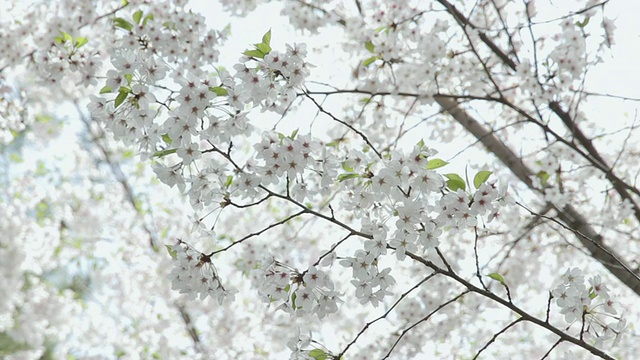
[177,304,205,354]
[338,273,438,358]
[382,290,470,359]
[302,92,382,159]
[209,211,305,256]
[473,318,523,359]
[207,143,373,240]
[403,249,616,360]
[541,339,563,360]
[435,0,518,71]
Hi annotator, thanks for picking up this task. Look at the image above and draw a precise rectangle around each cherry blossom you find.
[1,0,638,359]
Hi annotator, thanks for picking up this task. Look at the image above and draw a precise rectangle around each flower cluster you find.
[88,3,224,153]
[167,239,237,304]
[255,257,341,319]
[225,41,310,114]
[552,268,627,348]
[286,327,314,360]
[340,250,396,307]
[87,7,527,358]
[250,131,324,197]
[439,181,514,228]
[548,19,588,82]
[0,83,26,144]
[89,16,313,206]
[331,141,515,308]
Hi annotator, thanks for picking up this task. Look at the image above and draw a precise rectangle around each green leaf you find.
[99,86,112,94]
[124,73,133,84]
[35,114,52,123]
[133,10,143,25]
[35,161,48,176]
[289,128,299,139]
[338,173,360,182]
[255,42,271,55]
[309,349,328,360]
[35,200,50,222]
[74,36,88,48]
[243,49,265,59]
[55,31,72,44]
[342,162,354,173]
[165,245,177,259]
[161,134,172,145]
[473,170,492,189]
[447,179,466,191]
[536,170,550,186]
[416,138,425,148]
[0,332,29,355]
[576,17,590,28]
[209,86,228,96]
[143,13,154,26]
[121,0,129,5]
[261,29,271,46]
[113,17,133,31]
[445,173,466,191]
[362,56,379,66]
[427,158,448,170]
[9,153,22,163]
[225,175,233,187]
[114,88,130,109]
[589,290,597,300]
[488,272,508,287]
[365,40,375,53]
[152,148,177,158]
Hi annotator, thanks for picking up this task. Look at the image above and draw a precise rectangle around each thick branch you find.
[436,0,640,222]
[435,0,518,71]
[549,101,640,216]
[433,95,640,296]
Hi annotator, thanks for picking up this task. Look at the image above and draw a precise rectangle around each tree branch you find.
[433,95,640,296]
[403,249,616,360]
